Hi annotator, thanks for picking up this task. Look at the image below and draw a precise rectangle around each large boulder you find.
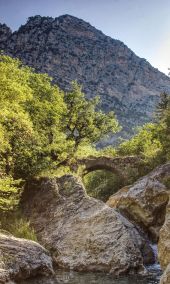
[160,264,170,284]
[22,175,155,276]
[159,196,170,284]
[107,163,170,241]
[0,233,53,283]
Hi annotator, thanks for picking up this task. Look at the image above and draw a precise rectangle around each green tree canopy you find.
[0,54,67,178]
[63,82,120,152]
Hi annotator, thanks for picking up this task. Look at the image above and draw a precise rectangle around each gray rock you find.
[160,264,170,284]
[107,163,170,241]
[158,194,170,284]
[0,233,54,283]
[0,23,12,49]
[23,175,154,276]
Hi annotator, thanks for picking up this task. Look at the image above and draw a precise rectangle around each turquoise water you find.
[20,269,161,284]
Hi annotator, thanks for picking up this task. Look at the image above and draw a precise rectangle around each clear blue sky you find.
[0,0,170,74]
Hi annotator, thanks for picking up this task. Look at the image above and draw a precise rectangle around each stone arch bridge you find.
[74,156,141,179]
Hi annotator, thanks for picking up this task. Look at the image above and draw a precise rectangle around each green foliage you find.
[0,54,69,215]
[0,54,68,178]
[8,219,37,241]
[0,55,120,214]
[99,146,117,157]
[118,123,163,162]
[0,214,37,241]
[158,94,170,161]
[118,93,170,168]
[75,145,99,158]
[83,170,124,202]
[63,82,120,152]
[0,177,22,213]
[0,56,120,180]
[155,92,169,120]
[0,53,169,216]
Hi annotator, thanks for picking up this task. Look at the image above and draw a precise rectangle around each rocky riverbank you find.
[0,163,169,283]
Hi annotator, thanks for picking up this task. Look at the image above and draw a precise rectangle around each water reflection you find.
[20,270,160,284]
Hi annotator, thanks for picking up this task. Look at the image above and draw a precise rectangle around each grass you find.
[0,212,37,242]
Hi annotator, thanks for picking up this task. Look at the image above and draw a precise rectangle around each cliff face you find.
[0,23,12,48]
[1,15,170,141]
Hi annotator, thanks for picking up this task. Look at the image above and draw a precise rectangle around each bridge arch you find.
[77,156,140,179]
[79,156,140,202]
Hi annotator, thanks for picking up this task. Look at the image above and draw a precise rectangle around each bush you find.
[0,177,22,213]
[83,170,124,201]
[0,213,37,241]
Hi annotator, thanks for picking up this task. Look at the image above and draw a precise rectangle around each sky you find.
[0,0,170,75]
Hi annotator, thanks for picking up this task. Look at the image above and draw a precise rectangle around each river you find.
[20,243,162,284]
[20,268,161,284]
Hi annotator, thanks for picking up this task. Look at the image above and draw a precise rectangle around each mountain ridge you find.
[1,14,170,143]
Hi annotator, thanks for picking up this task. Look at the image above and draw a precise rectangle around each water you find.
[146,244,162,280]
[150,244,159,262]
[20,269,160,284]
[20,244,162,284]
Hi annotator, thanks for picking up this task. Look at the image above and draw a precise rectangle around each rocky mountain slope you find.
[1,15,170,141]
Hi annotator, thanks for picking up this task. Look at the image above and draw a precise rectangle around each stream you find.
[20,270,161,284]
[20,263,161,284]
[20,244,162,284]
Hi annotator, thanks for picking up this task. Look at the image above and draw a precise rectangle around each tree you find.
[118,123,163,162]
[63,82,120,152]
[155,92,169,120]
[0,54,68,178]
[0,55,119,179]
[158,94,170,160]
[118,93,170,167]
